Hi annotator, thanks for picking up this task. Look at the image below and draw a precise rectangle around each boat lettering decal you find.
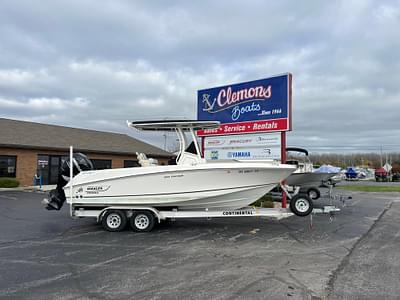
[223,210,254,216]
[85,185,111,194]
[164,174,184,179]
[238,169,258,174]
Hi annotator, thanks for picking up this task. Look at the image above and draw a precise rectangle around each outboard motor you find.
[44,153,93,210]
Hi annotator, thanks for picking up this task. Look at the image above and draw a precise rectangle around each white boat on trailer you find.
[43,120,338,232]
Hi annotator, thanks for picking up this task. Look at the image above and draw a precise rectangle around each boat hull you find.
[286,172,335,187]
[65,162,295,210]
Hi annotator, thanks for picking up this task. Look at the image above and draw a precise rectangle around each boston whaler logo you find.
[85,185,111,194]
[202,84,272,121]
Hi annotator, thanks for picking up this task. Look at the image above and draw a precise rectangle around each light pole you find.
[163,133,167,151]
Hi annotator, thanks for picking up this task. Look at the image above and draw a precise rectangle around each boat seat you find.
[177,152,205,165]
[136,152,158,167]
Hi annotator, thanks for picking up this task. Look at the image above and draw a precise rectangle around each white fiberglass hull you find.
[65,162,295,211]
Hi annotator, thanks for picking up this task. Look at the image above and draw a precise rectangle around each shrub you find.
[262,200,275,208]
[0,177,20,188]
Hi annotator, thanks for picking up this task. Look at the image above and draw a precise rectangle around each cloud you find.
[135,97,165,108]
[0,0,399,153]
[0,97,89,110]
[0,69,35,84]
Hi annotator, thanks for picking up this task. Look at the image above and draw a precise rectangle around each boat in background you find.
[374,163,392,182]
[315,165,343,186]
[345,167,358,180]
[285,147,336,187]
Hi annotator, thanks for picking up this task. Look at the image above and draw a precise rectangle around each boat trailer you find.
[70,204,342,232]
[61,147,345,232]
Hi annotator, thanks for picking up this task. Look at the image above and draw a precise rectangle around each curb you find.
[0,185,55,192]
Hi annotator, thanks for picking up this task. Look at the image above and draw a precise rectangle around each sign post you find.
[197,73,293,208]
[281,131,287,208]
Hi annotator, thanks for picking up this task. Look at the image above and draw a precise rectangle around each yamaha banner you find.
[197,74,292,136]
[203,133,281,161]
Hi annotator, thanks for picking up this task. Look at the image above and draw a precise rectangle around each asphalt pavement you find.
[0,188,399,299]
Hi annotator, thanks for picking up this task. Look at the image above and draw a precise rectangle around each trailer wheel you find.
[102,210,127,232]
[307,187,321,200]
[290,194,313,217]
[130,210,155,232]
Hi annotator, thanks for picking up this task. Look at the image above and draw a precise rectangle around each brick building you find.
[0,118,172,186]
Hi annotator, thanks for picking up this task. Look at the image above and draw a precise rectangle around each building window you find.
[124,160,140,168]
[91,159,112,170]
[0,156,17,177]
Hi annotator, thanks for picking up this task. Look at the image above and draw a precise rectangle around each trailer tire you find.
[307,187,321,200]
[102,210,127,232]
[130,210,155,232]
[290,194,313,217]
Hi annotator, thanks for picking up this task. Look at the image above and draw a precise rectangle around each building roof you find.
[0,118,171,157]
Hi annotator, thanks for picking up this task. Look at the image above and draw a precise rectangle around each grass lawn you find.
[336,185,400,192]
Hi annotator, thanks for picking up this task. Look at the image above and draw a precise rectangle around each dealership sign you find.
[204,133,281,161]
[197,74,292,136]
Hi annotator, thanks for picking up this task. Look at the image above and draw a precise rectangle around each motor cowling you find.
[44,153,93,210]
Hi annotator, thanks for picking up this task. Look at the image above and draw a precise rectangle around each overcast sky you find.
[1,0,399,153]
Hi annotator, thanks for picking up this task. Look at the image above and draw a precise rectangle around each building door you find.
[49,156,61,184]
[37,155,50,184]
[37,155,68,185]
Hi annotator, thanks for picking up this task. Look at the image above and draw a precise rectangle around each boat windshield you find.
[286,148,313,172]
